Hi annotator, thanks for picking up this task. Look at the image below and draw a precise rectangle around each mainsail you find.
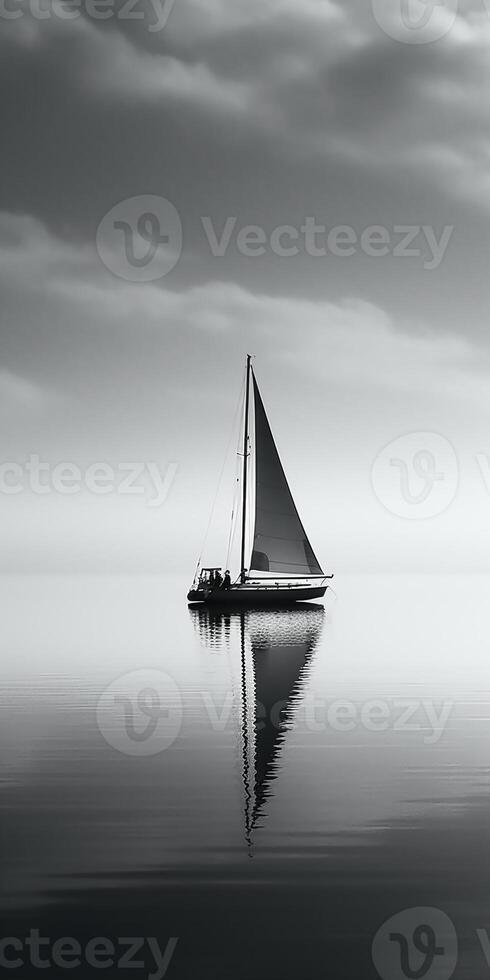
[250,372,323,576]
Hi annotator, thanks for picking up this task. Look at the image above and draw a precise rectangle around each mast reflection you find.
[190,604,325,851]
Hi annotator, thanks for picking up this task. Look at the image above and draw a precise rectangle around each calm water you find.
[2,573,490,978]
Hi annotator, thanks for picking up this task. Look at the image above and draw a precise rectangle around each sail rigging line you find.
[193,371,246,579]
[225,491,237,572]
[227,360,252,574]
[225,461,241,572]
[226,435,252,577]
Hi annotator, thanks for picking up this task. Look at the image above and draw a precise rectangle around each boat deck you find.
[187,583,327,606]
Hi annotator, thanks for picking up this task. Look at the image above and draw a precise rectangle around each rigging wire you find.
[195,370,246,575]
[225,465,240,571]
[226,430,253,574]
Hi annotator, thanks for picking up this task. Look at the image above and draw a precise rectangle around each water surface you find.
[1,573,490,978]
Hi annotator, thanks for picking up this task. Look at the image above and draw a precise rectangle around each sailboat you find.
[187,355,333,606]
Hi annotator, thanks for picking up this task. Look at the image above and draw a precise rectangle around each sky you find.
[2,0,490,574]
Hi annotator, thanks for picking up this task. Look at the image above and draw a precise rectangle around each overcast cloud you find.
[2,0,490,573]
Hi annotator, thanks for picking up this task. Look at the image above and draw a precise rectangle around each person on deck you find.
[223,570,231,590]
[214,569,223,589]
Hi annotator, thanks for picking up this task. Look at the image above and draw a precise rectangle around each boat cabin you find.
[197,567,223,590]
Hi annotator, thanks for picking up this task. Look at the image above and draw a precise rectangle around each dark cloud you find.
[2,2,490,569]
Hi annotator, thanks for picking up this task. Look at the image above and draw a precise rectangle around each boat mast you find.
[240,354,252,584]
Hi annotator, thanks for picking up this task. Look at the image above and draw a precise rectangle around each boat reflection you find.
[190,606,233,651]
[190,604,325,851]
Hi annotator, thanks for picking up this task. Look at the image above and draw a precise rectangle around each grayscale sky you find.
[2,0,490,573]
